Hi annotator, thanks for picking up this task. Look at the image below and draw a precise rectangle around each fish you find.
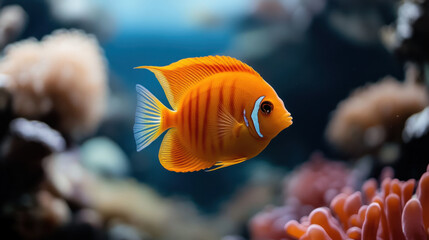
[133,56,292,172]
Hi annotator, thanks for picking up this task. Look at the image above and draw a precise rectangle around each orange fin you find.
[135,56,260,110]
[218,105,243,139]
[159,129,215,172]
[205,157,248,172]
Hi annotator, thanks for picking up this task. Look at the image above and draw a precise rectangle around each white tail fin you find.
[133,84,167,151]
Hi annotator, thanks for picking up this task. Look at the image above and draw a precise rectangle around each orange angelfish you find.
[133,56,292,172]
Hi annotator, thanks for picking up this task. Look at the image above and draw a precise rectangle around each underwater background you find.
[0,0,429,239]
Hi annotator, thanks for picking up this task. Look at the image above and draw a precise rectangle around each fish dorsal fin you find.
[135,56,260,110]
[218,105,243,139]
[159,129,216,172]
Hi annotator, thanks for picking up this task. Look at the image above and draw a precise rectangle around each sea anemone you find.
[0,29,108,139]
[326,77,428,157]
[250,201,313,240]
[250,153,359,240]
[285,165,429,239]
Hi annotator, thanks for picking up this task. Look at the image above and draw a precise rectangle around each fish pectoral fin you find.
[205,157,248,172]
[159,129,215,172]
[218,105,243,139]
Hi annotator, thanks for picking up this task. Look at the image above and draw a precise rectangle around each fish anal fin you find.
[205,157,248,172]
[218,105,243,139]
[135,56,260,110]
[159,129,215,172]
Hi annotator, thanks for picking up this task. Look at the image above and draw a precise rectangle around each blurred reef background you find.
[0,0,429,239]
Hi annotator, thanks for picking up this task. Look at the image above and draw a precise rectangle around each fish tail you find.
[134,84,172,151]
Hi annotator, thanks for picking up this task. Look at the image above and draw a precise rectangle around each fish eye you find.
[260,101,273,114]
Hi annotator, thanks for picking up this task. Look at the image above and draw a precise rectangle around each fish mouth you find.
[281,114,293,129]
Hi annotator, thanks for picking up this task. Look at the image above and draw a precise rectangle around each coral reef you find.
[0,28,109,240]
[249,153,360,240]
[284,165,429,240]
[0,29,107,139]
[326,76,428,157]
[44,151,221,240]
[1,1,428,240]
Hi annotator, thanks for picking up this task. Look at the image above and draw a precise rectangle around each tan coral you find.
[0,29,107,138]
[0,5,27,48]
[326,77,428,157]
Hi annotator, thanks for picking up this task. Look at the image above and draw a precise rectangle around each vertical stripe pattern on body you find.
[193,87,199,149]
[229,81,236,119]
[202,83,211,153]
[218,84,224,152]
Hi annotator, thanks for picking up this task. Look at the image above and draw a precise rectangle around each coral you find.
[403,107,429,142]
[0,29,107,139]
[0,118,74,239]
[0,74,13,139]
[398,107,429,179]
[9,118,66,152]
[0,5,27,49]
[382,0,429,62]
[284,153,357,208]
[284,165,429,240]
[80,137,130,178]
[0,118,65,203]
[250,201,313,240]
[44,152,221,240]
[326,77,428,157]
[249,153,359,240]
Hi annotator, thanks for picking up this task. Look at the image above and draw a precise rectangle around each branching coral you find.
[285,166,429,240]
[326,77,428,157]
[0,29,107,139]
